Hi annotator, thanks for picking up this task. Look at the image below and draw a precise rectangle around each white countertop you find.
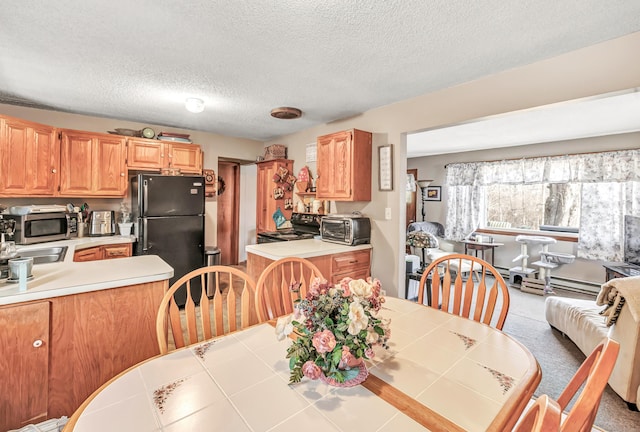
[0,236,174,306]
[246,239,372,260]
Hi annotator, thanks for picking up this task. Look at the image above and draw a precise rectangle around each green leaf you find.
[324,316,334,327]
[331,348,342,366]
[374,325,385,335]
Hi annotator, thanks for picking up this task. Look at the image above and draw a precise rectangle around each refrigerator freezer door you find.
[139,174,205,217]
[139,215,204,306]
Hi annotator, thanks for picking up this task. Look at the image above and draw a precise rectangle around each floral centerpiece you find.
[275,276,391,385]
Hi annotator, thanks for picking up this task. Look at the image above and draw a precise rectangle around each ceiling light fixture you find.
[185,97,205,113]
[270,106,302,119]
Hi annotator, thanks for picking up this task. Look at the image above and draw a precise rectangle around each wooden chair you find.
[515,395,562,432]
[255,257,325,322]
[418,253,510,329]
[156,265,258,354]
[557,338,620,432]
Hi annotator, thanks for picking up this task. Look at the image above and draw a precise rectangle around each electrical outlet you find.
[385,207,392,220]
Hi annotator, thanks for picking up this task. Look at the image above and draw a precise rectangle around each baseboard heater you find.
[495,267,600,295]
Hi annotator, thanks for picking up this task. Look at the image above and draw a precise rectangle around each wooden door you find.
[169,143,202,174]
[127,138,165,170]
[0,302,50,431]
[0,117,58,196]
[217,161,240,265]
[59,131,95,195]
[406,168,417,226]
[316,131,352,200]
[93,135,126,195]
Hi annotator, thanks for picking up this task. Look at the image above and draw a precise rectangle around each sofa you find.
[545,276,640,409]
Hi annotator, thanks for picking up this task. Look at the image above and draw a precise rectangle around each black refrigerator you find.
[132,174,205,306]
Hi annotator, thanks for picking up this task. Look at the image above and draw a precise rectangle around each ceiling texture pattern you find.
[1,1,640,143]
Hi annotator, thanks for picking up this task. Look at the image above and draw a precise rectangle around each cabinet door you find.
[169,143,202,174]
[0,117,58,196]
[127,138,165,170]
[60,131,126,196]
[73,246,103,262]
[59,131,95,195]
[0,302,50,431]
[102,243,132,259]
[94,135,127,195]
[316,129,371,201]
[316,131,352,200]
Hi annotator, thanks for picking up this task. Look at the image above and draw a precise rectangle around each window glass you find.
[485,183,581,231]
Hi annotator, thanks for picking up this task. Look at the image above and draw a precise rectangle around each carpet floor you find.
[502,286,640,431]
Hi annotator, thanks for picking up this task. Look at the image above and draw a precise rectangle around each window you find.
[485,182,581,231]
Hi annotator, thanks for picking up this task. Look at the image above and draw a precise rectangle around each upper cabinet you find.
[59,129,127,197]
[316,129,372,201]
[0,114,203,197]
[0,116,59,197]
[127,138,202,174]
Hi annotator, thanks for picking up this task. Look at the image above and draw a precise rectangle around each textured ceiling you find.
[1,1,640,143]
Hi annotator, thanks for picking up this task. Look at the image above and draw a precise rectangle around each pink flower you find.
[339,277,353,297]
[312,329,337,353]
[302,361,322,380]
[365,348,375,359]
[339,346,362,369]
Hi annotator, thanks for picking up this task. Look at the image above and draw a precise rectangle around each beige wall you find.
[0,104,264,248]
[267,32,640,297]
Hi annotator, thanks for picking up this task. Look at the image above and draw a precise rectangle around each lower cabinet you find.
[0,302,50,431]
[0,280,168,430]
[246,248,371,287]
[73,243,132,262]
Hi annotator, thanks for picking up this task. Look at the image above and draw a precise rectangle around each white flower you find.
[275,315,294,341]
[366,327,379,344]
[349,279,373,298]
[347,301,369,335]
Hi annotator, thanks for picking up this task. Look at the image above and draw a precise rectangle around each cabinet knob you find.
[33,339,43,348]
[120,172,125,177]
[52,169,57,173]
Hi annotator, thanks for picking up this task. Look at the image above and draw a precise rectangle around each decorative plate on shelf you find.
[142,127,155,138]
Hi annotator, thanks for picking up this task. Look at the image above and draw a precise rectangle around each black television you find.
[624,215,640,267]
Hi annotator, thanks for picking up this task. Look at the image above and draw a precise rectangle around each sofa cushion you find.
[545,297,608,356]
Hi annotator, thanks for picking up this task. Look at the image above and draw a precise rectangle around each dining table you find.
[64,296,540,432]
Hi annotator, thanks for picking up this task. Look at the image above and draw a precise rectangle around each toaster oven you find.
[320,214,371,246]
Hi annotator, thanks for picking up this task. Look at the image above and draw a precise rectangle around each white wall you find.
[238,164,257,262]
[265,32,640,297]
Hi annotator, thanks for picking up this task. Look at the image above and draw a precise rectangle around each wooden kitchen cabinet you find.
[127,137,203,174]
[59,129,127,196]
[316,129,372,201]
[246,247,371,286]
[329,249,372,284]
[0,301,50,431]
[0,115,59,197]
[256,159,294,233]
[73,243,132,262]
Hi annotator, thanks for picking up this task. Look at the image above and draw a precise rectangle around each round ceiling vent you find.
[270,107,302,119]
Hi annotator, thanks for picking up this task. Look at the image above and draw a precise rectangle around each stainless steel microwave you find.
[3,212,78,245]
[320,214,371,246]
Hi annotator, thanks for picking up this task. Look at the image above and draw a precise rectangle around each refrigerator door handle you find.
[142,219,150,251]
[142,179,149,216]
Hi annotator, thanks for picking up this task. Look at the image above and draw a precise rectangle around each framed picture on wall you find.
[378,145,393,191]
[424,186,441,201]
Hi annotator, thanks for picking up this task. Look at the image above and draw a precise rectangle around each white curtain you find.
[445,149,640,260]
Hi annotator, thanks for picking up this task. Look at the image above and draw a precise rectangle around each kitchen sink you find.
[16,246,68,264]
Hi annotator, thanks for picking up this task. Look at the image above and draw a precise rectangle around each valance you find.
[446,149,640,186]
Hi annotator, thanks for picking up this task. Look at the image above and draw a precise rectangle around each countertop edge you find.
[246,239,372,260]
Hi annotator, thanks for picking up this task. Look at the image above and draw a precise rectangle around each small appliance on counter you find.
[89,210,116,236]
[320,212,371,245]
